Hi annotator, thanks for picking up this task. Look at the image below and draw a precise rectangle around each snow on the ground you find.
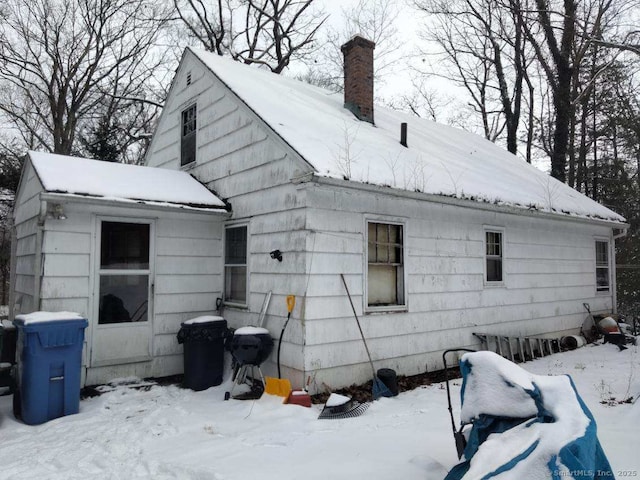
[0,342,638,479]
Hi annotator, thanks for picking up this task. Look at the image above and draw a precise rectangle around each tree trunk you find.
[550,62,573,182]
[577,97,590,194]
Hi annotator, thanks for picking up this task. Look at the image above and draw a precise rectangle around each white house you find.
[12,36,627,391]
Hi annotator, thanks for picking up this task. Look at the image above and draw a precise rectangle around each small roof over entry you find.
[29,151,226,211]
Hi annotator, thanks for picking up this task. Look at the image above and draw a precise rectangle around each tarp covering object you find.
[445,351,614,479]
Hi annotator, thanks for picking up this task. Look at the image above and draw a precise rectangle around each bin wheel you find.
[12,387,22,421]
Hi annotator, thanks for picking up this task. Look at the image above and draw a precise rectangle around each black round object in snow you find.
[377,368,399,396]
[229,328,274,366]
[177,317,228,391]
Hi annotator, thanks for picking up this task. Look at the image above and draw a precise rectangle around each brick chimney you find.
[341,35,375,124]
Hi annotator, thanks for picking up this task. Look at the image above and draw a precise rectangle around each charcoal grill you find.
[226,326,273,400]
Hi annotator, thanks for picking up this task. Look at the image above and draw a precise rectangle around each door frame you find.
[89,215,155,368]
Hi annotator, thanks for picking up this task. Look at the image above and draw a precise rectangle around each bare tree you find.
[388,78,451,122]
[415,0,531,154]
[173,0,326,74]
[174,0,228,54]
[512,0,638,181]
[301,0,405,93]
[0,0,170,159]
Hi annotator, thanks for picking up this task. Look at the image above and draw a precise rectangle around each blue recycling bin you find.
[13,313,88,425]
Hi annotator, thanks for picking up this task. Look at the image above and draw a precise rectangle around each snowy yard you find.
[0,342,638,479]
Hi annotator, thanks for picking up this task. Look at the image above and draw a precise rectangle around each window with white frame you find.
[595,240,610,292]
[181,104,196,166]
[367,221,405,307]
[224,225,247,304]
[485,229,503,283]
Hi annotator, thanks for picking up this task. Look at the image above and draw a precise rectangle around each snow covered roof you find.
[189,48,624,224]
[29,151,226,210]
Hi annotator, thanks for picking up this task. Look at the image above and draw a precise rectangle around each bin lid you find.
[234,326,269,335]
[182,315,225,326]
[14,311,86,327]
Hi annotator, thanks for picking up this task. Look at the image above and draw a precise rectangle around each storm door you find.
[91,220,153,367]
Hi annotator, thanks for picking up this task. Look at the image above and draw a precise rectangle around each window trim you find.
[180,103,197,167]
[484,226,505,287]
[364,217,408,313]
[223,222,249,308]
[595,238,611,294]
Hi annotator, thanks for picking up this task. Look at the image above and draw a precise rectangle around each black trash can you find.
[1,319,17,364]
[0,321,13,392]
[177,316,227,391]
[377,368,399,396]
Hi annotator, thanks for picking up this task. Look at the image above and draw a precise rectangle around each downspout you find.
[611,227,628,314]
[34,199,48,311]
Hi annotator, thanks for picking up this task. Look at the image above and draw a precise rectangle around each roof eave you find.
[307,174,627,228]
[40,192,230,216]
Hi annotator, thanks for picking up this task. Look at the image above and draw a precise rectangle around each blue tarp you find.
[445,352,614,480]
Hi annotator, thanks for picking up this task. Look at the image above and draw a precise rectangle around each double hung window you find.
[367,222,405,307]
[595,240,610,293]
[485,230,503,283]
[225,225,248,304]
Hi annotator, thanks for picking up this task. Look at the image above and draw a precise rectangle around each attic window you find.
[186,71,192,86]
[181,104,196,166]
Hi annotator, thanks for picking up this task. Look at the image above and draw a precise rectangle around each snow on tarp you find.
[446,351,613,479]
[190,48,624,223]
[29,151,226,209]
